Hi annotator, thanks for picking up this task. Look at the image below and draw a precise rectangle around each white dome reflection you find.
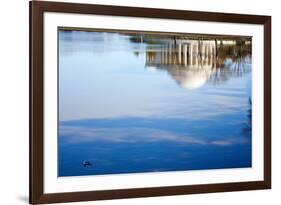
[168,67,212,90]
[144,39,251,90]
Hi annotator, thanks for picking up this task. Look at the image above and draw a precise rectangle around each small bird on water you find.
[82,160,92,167]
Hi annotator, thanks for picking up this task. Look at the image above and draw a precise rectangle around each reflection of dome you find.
[168,66,213,90]
[177,72,208,90]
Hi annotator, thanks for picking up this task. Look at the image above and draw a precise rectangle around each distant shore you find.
[59,27,252,42]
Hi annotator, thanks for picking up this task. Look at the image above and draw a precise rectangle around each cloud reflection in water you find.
[58,31,252,176]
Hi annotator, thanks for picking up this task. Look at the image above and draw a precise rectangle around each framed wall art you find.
[30,1,271,204]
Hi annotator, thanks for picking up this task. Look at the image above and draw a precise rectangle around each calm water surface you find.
[58,30,252,177]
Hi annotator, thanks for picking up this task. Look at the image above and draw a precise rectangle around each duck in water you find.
[82,160,92,167]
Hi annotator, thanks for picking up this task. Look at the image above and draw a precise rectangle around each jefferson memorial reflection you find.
[144,39,251,90]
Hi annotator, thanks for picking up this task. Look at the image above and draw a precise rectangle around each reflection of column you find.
[165,45,168,64]
[212,46,216,69]
[190,44,193,65]
[210,46,213,67]
[204,45,207,62]
[214,40,217,58]
[195,44,198,67]
[201,42,205,62]
[206,44,209,65]
[161,45,164,64]
[183,44,187,66]
[169,43,172,64]
[178,43,182,65]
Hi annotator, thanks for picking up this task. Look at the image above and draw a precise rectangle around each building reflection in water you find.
[144,37,251,90]
[59,31,252,91]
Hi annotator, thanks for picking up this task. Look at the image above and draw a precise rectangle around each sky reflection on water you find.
[58,30,252,177]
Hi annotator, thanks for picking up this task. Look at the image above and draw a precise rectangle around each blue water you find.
[58,30,252,177]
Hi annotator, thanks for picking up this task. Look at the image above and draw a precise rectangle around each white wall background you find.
[0,0,279,204]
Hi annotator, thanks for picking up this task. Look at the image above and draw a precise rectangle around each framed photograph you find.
[30,1,271,204]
